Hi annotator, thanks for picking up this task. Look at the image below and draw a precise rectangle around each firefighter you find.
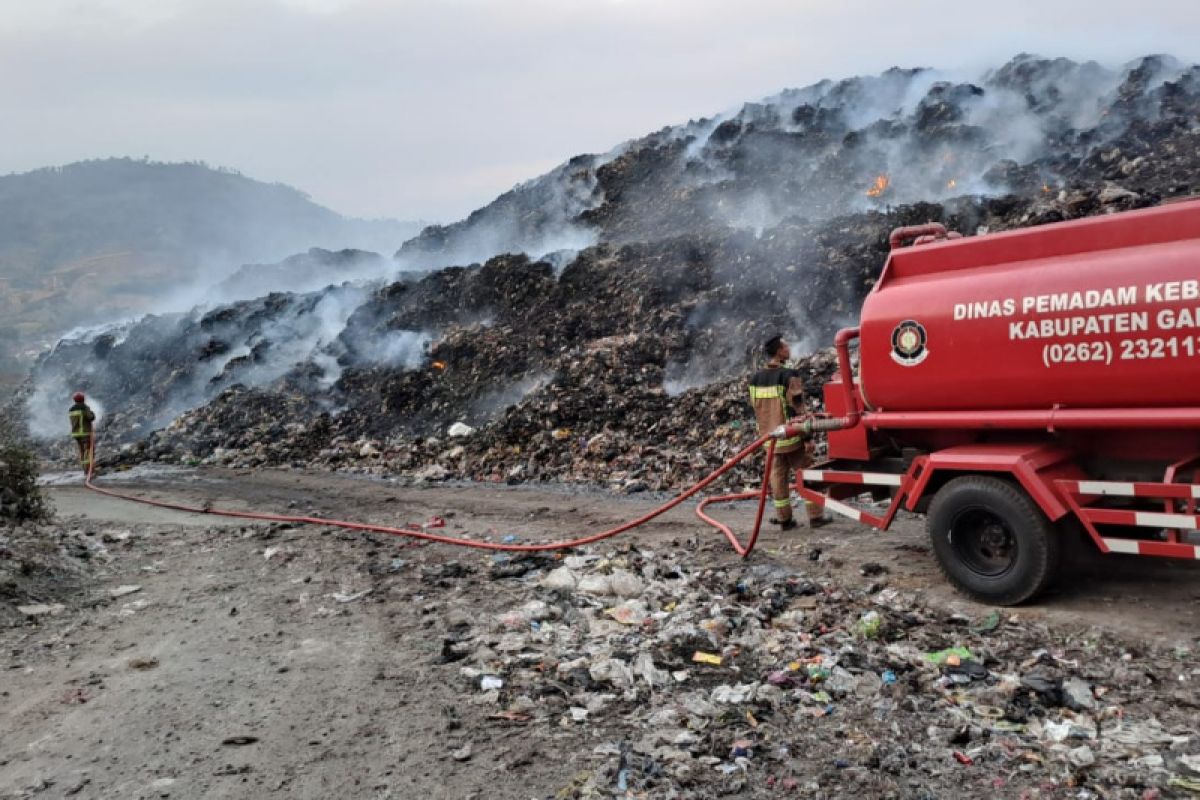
[68,392,96,472]
[748,336,827,530]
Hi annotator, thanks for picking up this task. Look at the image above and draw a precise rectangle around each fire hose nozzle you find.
[769,424,793,439]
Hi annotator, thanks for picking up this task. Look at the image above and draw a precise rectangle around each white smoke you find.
[469,372,549,417]
[21,282,435,440]
[394,156,605,271]
[351,330,431,372]
[656,55,1149,234]
[26,377,106,442]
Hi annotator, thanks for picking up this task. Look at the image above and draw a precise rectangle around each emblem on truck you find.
[890,319,928,366]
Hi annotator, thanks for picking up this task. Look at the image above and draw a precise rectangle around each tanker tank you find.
[857,200,1200,414]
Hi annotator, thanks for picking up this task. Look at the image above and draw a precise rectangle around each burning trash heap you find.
[17,54,1200,487]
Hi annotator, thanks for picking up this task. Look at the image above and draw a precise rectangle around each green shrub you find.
[0,442,49,523]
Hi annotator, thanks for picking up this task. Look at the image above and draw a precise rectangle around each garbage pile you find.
[28,186,1150,485]
[40,214,887,484]
[105,327,841,492]
[17,54,1200,483]
[400,55,1195,260]
[430,543,1200,798]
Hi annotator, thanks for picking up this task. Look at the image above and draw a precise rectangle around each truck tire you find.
[926,475,1060,606]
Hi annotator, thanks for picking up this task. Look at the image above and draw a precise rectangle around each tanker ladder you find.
[798,459,1200,551]
[1056,462,1200,560]
[796,456,1200,589]
[796,465,913,532]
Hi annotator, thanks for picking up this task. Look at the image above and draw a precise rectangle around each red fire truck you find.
[794,199,1200,604]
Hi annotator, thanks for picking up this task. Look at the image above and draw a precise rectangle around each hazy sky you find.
[3,0,1198,222]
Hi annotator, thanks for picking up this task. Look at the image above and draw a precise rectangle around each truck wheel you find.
[926,475,1060,606]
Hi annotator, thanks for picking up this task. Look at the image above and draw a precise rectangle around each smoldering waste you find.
[19,53,1200,487]
[34,187,1151,490]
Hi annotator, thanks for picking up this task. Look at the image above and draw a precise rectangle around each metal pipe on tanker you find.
[769,327,865,442]
[834,327,862,427]
[889,223,948,250]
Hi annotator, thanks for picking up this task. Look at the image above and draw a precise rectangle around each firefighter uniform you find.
[748,360,822,526]
[69,399,96,470]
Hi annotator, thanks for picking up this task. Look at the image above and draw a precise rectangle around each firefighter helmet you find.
[73,392,85,403]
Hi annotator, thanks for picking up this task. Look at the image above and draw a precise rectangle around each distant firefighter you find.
[68,392,96,471]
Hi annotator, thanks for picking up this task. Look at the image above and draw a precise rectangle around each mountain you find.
[20,55,1200,488]
[0,158,421,392]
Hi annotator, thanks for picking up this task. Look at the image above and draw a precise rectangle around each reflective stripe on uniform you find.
[750,375,799,447]
[69,410,89,438]
[773,497,792,508]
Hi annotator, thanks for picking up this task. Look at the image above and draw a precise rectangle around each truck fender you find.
[902,444,1085,521]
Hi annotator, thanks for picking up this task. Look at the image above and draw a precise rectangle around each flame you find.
[1042,183,1053,194]
[432,361,447,370]
[946,178,958,190]
[865,174,889,198]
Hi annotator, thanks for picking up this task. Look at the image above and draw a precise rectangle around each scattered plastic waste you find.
[970,610,1002,633]
[923,647,975,665]
[857,610,882,638]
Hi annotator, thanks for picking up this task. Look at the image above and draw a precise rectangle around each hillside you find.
[0,158,420,392]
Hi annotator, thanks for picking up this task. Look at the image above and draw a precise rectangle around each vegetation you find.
[0,419,48,523]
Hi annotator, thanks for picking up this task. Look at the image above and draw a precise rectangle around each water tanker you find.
[790,199,1200,604]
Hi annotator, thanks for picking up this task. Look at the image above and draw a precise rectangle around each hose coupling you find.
[772,416,856,440]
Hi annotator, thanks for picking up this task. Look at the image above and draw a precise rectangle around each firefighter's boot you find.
[806,500,830,529]
[770,497,798,530]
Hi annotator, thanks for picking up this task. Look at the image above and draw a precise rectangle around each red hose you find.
[696,490,760,552]
[82,430,778,556]
[694,438,776,556]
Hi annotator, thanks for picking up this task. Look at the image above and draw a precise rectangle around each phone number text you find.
[1042,336,1200,367]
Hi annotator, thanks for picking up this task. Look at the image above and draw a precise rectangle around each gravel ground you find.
[3,469,1199,799]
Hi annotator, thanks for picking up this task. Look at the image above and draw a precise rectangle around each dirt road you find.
[3,468,1198,799]
[45,467,1200,640]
